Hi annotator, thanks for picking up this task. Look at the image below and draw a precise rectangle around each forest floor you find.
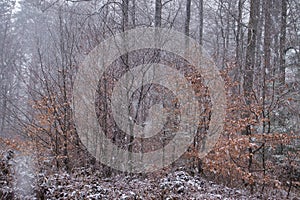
[33,169,299,200]
[3,167,300,199]
[1,149,299,199]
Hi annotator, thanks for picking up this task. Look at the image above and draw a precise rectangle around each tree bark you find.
[185,0,191,37]
[243,0,260,192]
[199,0,203,46]
[243,0,260,114]
[279,0,287,85]
[155,0,162,27]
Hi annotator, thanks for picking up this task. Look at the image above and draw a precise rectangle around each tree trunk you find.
[199,0,203,46]
[243,0,260,193]
[155,0,162,28]
[279,0,287,85]
[185,0,191,37]
[235,0,244,94]
[262,0,272,190]
[243,0,260,122]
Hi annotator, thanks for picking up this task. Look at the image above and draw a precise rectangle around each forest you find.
[0,0,299,199]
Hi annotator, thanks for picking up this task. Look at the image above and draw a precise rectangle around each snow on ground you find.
[1,150,299,199]
[33,169,299,200]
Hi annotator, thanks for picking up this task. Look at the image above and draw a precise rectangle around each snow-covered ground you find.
[31,169,299,199]
[1,149,299,199]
